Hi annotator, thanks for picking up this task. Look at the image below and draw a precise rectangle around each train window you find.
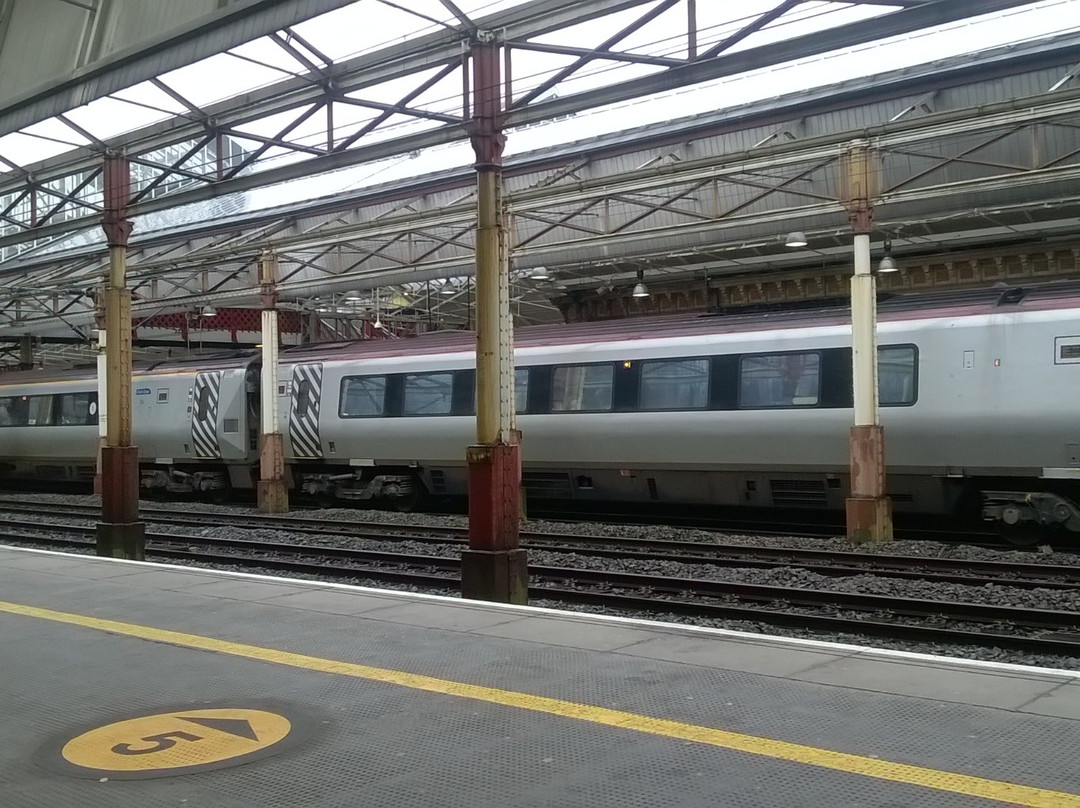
[403,373,454,416]
[340,376,386,417]
[879,345,917,406]
[26,395,54,426]
[0,396,25,426]
[640,358,709,410]
[551,364,614,412]
[196,386,211,421]
[1056,336,1080,364]
[515,368,529,413]
[295,379,311,419]
[57,392,96,426]
[739,353,820,408]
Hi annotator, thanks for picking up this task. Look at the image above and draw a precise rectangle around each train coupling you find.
[981,491,1080,533]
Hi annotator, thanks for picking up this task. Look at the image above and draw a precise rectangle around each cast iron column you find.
[257,251,289,513]
[97,153,145,558]
[94,320,106,495]
[844,141,892,542]
[461,31,527,603]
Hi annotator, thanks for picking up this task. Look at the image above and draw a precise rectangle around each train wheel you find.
[391,477,425,513]
[999,522,1045,548]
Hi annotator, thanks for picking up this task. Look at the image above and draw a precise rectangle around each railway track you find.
[1,510,1079,659]
[0,501,1075,590]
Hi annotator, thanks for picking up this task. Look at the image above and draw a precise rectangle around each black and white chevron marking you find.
[288,362,323,459]
[191,371,222,459]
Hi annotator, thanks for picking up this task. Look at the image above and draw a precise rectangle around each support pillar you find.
[257,251,289,513]
[97,152,144,559]
[461,31,527,604]
[93,325,106,496]
[844,142,892,542]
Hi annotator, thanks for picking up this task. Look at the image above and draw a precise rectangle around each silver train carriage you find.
[0,283,1076,541]
[283,282,1080,541]
[0,353,259,496]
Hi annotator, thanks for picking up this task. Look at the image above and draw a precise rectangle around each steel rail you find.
[0,502,1075,586]
[2,524,1078,625]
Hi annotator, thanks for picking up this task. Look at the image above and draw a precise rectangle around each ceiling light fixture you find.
[632,269,650,299]
[878,237,899,273]
[784,231,808,248]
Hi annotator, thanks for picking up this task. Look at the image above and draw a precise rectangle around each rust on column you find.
[461,31,527,604]
[843,141,892,543]
[97,152,145,559]
[257,251,289,513]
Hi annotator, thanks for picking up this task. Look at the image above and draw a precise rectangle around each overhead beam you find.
[0,0,1043,250]
[0,0,359,135]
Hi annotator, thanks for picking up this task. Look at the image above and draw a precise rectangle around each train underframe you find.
[2,457,1079,544]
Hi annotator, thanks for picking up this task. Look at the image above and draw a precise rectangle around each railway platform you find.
[1,544,1079,808]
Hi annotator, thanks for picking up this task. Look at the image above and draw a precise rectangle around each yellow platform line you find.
[1,598,1077,807]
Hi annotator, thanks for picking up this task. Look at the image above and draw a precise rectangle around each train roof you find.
[279,280,1080,362]
[2,281,1076,383]
[0,349,257,384]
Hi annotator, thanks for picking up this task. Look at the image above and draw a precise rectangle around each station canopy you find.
[0,0,1078,364]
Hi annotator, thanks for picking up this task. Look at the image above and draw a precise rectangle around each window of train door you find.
[296,379,311,420]
[197,385,211,421]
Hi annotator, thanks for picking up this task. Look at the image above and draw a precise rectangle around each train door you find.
[288,362,323,459]
[191,371,223,459]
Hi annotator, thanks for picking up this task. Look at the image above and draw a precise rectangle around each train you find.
[0,281,1077,543]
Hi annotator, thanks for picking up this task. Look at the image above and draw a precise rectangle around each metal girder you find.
[4,77,1080,336]
[0,0,359,133]
[0,0,1045,254]
[0,16,1077,342]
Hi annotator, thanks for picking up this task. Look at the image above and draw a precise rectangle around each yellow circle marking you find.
[61,709,291,773]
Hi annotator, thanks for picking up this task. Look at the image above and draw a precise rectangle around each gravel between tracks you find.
[1,492,1079,669]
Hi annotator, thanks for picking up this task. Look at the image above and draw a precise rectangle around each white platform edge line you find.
[2,543,1079,681]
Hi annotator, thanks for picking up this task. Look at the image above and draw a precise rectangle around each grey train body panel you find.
[0,284,1075,530]
[0,355,259,491]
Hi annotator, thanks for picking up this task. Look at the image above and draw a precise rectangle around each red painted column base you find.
[846,425,893,542]
[257,433,289,513]
[463,439,528,603]
[97,445,144,559]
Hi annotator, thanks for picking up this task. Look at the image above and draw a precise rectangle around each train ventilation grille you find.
[523,472,573,499]
[429,470,447,494]
[769,479,827,507]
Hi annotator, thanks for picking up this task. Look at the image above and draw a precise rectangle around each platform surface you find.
[1,544,1079,808]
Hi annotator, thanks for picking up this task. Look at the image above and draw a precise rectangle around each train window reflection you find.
[404,373,453,415]
[295,379,312,420]
[879,345,917,405]
[197,386,211,421]
[551,364,614,412]
[26,395,54,426]
[340,376,386,417]
[0,396,26,426]
[739,353,820,408]
[640,358,709,410]
[57,392,96,425]
[515,368,528,413]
